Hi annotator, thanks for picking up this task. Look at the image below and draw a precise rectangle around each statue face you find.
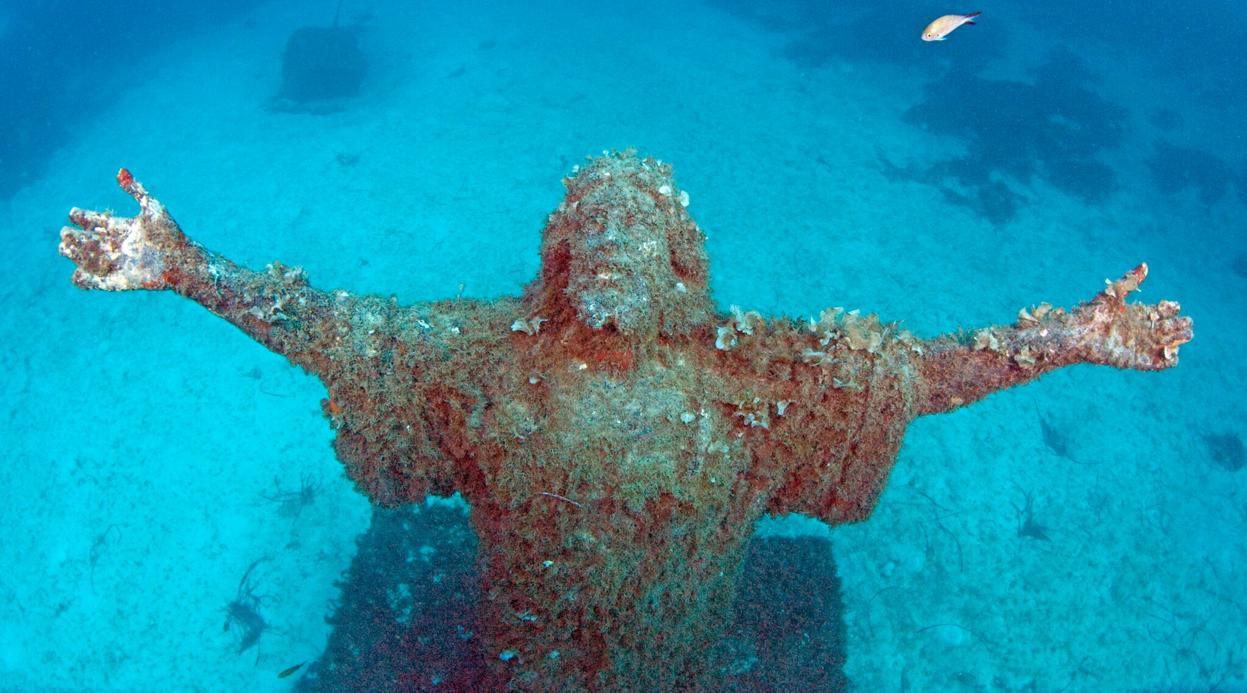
[564,205,671,334]
[533,154,714,340]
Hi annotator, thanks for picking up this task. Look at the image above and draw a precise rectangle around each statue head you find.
[529,152,714,341]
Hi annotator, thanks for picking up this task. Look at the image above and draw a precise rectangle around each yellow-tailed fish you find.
[921,11,981,42]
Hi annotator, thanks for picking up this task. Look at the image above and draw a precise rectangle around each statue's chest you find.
[483,364,751,514]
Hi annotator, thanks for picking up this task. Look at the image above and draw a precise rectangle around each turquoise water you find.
[1,0,1243,689]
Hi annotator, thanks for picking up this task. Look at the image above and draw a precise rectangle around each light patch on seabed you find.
[0,620,24,677]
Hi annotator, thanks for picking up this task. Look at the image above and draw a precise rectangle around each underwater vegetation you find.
[224,558,269,657]
[1039,416,1073,461]
[1147,141,1236,208]
[708,0,1001,71]
[260,473,321,522]
[1015,1,1246,79]
[1232,253,1247,280]
[57,153,1192,688]
[1204,432,1245,472]
[1011,488,1051,542]
[1148,108,1184,131]
[900,48,1126,223]
[1239,163,1247,208]
[709,1,1245,227]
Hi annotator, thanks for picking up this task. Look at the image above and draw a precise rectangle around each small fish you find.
[277,661,306,679]
[921,11,981,42]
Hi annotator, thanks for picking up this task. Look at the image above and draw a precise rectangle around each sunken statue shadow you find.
[301,502,847,690]
[57,152,1191,689]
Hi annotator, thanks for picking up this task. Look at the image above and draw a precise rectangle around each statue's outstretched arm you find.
[58,169,347,375]
[915,264,1192,415]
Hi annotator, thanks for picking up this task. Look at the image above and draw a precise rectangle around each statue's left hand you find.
[1067,263,1193,370]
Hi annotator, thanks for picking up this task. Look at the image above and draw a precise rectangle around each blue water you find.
[1,0,1244,689]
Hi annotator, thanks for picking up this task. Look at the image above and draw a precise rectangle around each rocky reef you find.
[58,152,1192,689]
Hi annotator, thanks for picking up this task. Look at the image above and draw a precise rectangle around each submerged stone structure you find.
[58,153,1192,689]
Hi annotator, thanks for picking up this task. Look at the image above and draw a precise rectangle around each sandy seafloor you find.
[1,1,1245,690]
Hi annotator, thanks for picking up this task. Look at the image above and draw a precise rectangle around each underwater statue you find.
[58,153,1192,689]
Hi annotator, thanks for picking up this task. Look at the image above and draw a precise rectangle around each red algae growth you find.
[58,152,1192,689]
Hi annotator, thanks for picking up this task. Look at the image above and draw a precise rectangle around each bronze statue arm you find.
[58,169,350,376]
[914,264,1193,415]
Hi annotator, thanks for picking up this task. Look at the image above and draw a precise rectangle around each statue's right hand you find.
[59,169,184,291]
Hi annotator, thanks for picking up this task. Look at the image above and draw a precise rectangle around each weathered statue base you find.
[58,152,1191,689]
